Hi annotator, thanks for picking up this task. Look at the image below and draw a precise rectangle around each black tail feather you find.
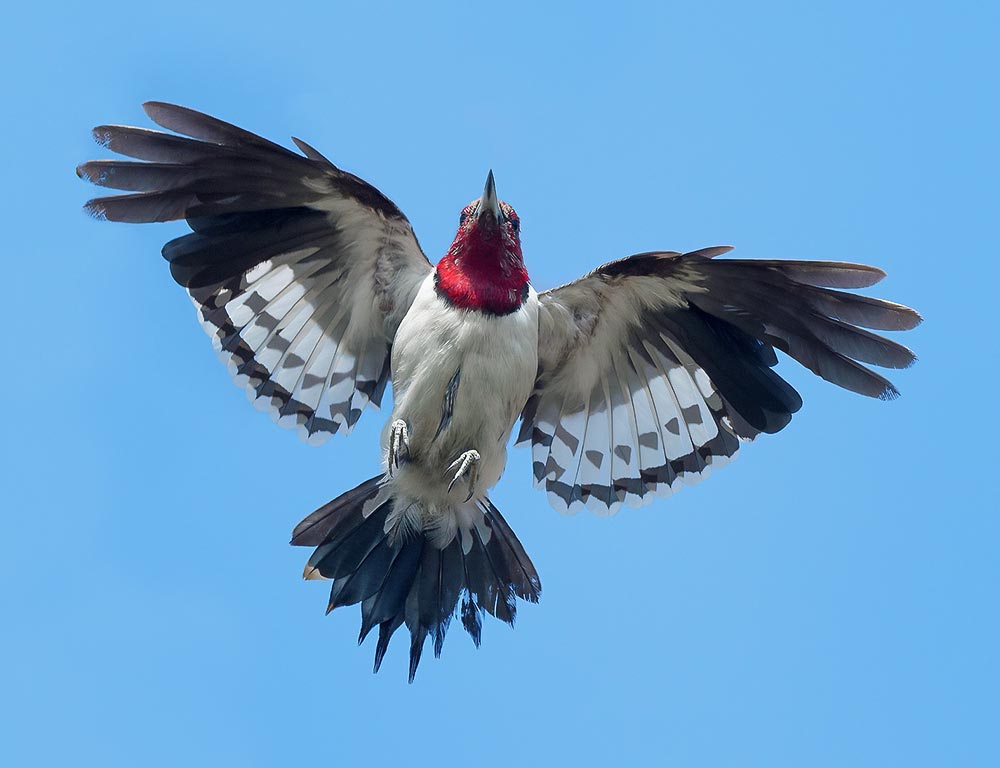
[326,538,398,613]
[373,615,403,674]
[306,504,388,582]
[292,476,384,546]
[292,476,541,681]
[434,541,464,657]
[358,538,423,642]
[460,595,483,648]
[470,525,518,623]
[407,628,425,683]
[479,497,544,602]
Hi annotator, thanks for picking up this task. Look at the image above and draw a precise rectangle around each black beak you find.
[479,170,501,222]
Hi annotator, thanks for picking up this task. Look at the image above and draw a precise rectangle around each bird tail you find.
[290,475,541,682]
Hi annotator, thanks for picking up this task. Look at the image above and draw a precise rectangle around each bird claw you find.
[387,419,410,475]
[447,449,481,502]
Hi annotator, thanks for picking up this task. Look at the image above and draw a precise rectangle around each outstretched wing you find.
[518,247,921,514]
[79,102,432,444]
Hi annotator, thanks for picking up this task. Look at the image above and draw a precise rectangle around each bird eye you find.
[509,217,520,233]
[460,212,469,225]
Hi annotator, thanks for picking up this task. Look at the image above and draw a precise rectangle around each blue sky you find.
[3,2,996,766]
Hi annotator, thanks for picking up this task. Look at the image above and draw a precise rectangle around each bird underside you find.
[388,417,482,504]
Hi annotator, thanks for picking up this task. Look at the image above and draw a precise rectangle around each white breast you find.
[387,274,539,499]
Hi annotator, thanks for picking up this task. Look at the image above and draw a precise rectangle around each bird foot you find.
[447,449,481,502]
[387,419,410,475]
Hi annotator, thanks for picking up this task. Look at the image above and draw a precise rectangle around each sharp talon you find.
[388,419,410,476]
[447,449,480,500]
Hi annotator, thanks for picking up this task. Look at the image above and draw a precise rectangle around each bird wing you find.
[79,102,432,444]
[518,247,920,514]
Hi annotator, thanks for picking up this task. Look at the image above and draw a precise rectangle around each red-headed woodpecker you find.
[79,103,921,681]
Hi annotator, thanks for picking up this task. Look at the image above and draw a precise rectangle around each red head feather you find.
[435,171,529,315]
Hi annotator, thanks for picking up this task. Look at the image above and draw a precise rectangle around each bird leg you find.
[387,419,410,475]
[447,449,481,502]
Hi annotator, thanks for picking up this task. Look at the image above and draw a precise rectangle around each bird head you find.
[453,170,522,254]
[435,171,529,315]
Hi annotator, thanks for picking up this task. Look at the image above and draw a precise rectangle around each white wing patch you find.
[525,334,743,516]
[190,241,391,445]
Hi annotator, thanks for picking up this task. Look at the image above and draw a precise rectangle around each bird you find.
[78,102,921,681]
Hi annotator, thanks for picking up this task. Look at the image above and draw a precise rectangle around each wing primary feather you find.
[90,124,236,163]
[142,101,296,156]
[691,271,917,368]
[686,285,902,398]
[711,258,887,288]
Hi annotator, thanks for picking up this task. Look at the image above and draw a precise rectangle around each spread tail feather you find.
[291,476,541,682]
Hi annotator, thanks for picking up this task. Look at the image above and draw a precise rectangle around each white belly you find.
[386,274,539,501]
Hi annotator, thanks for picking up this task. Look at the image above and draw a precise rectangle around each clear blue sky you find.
[2,2,995,766]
